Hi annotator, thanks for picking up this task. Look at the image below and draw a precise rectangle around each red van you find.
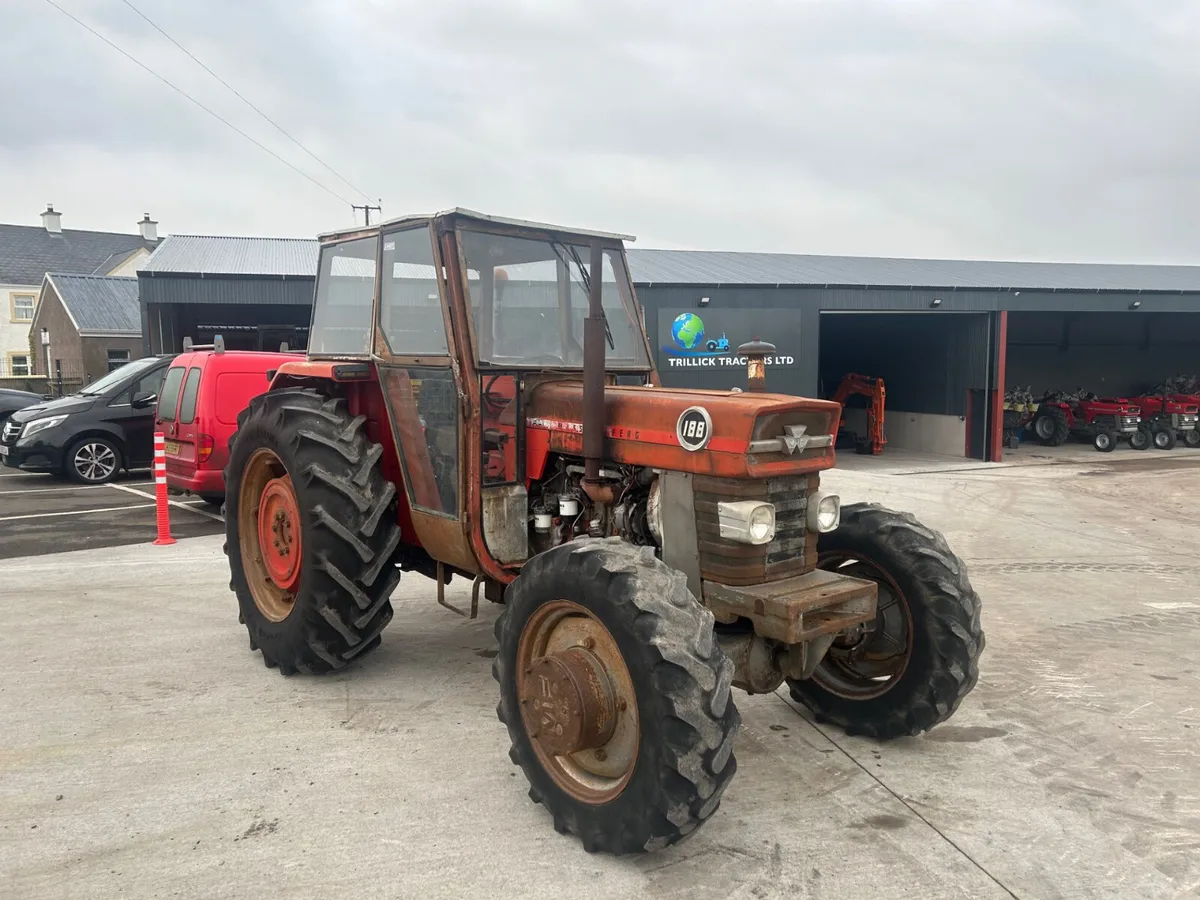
[155,343,295,504]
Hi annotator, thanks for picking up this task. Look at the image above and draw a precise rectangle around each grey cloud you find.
[0,0,1197,263]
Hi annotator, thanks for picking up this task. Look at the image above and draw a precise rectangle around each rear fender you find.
[260,365,422,552]
[267,360,374,392]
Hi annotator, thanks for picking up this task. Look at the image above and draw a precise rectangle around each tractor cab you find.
[289,210,655,585]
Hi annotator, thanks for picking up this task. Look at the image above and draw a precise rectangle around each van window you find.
[215,371,273,425]
[179,367,202,424]
[157,366,186,421]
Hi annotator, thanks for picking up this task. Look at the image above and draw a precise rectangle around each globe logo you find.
[671,313,705,351]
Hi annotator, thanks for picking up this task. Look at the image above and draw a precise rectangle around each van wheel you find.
[199,494,226,510]
[66,437,122,484]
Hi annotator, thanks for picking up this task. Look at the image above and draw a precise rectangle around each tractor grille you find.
[1175,413,1198,430]
[1,420,20,445]
[692,473,819,586]
[1117,415,1140,432]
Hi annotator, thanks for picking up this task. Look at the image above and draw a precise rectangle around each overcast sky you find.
[2,0,1198,262]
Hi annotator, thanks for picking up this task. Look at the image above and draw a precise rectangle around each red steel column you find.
[152,432,175,546]
[990,311,1008,463]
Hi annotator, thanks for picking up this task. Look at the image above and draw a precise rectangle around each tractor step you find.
[703,568,877,644]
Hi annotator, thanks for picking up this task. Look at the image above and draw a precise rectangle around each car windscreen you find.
[80,355,164,396]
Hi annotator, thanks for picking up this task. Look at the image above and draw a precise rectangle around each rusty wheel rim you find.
[515,600,640,804]
[239,448,302,622]
[813,552,913,699]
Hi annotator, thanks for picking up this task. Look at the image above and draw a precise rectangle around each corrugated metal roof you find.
[0,224,158,285]
[626,249,1200,293]
[140,235,319,276]
[135,234,1200,294]
[47,274,141,334]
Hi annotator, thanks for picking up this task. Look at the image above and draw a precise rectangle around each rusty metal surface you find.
[693,473,819,585]
[717,633,786,694]
[737,339,775,392]
[238,448,298,623]
[521,647,617,757]
[527,381,840,479]
[582,240,606,485]
[515,601,639,802]
[704,569,877,644]
[481,484,529,564]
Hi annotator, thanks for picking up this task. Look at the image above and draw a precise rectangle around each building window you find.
[9,354,30,376]
[107,349,131,372]
[11,294,35,322]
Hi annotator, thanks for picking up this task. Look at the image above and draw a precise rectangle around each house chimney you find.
[41,204,62,234]
[138,213,158,242]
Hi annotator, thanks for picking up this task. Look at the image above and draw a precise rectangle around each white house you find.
[0,206,160,377]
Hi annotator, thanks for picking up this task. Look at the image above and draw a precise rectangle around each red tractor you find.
[1030,392,1145,452]
[223,209,983,854]
[1121,394,1200,450]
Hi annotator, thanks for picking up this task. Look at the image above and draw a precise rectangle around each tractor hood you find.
[525,381,842,479]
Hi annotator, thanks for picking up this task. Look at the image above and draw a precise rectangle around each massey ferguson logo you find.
[676,407,713,452]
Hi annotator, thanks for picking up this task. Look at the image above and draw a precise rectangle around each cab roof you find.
[317,208,636,245]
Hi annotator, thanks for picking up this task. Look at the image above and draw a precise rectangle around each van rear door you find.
[171,363,205,474]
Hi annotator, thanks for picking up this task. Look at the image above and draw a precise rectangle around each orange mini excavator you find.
[830,373,886,455]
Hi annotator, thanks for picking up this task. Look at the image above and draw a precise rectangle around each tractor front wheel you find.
[495,538,739,854]
[1185,429,1200,448]
[1152,424,1178,450]
[1130,427,1152,451]
[787,504,983,740]
[224,389,401,674]
[1093,429,1116,452]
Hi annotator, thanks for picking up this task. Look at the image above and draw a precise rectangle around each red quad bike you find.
[1129,394,1200,450]
[1030,393,1144,452]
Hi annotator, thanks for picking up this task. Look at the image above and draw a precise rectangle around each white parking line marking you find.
[0,503,155,522]
[105,482,224,523]
[0,485,111,495]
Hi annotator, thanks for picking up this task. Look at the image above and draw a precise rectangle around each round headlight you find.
[748,505,776,543]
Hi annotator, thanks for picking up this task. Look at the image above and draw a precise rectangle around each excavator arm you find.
[830,373,886,455]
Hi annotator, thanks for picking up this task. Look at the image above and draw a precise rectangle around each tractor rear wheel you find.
[1093,429,1116,452]
[787,504,983,740]
[224,389,401,675]
[1152,424,1177,450]
[494,538,739,854]
[1032,410,1069,446]
[1130,427,1151,450]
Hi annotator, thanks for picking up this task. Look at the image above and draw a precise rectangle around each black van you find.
[0,355,175,484]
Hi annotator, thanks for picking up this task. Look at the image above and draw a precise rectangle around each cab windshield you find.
[459,229,649,368]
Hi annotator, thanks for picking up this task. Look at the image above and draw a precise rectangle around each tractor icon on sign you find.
[705,333,730,353]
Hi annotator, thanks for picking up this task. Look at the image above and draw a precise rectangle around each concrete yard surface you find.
[3,454,1200,899]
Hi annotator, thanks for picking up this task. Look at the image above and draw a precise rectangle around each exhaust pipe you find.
[582,241,608,500]
[737,338,776,392]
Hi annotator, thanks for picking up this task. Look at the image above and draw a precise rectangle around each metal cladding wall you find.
[138,274,315,307]
[634,284,1000,403]
[138,274,316,354]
